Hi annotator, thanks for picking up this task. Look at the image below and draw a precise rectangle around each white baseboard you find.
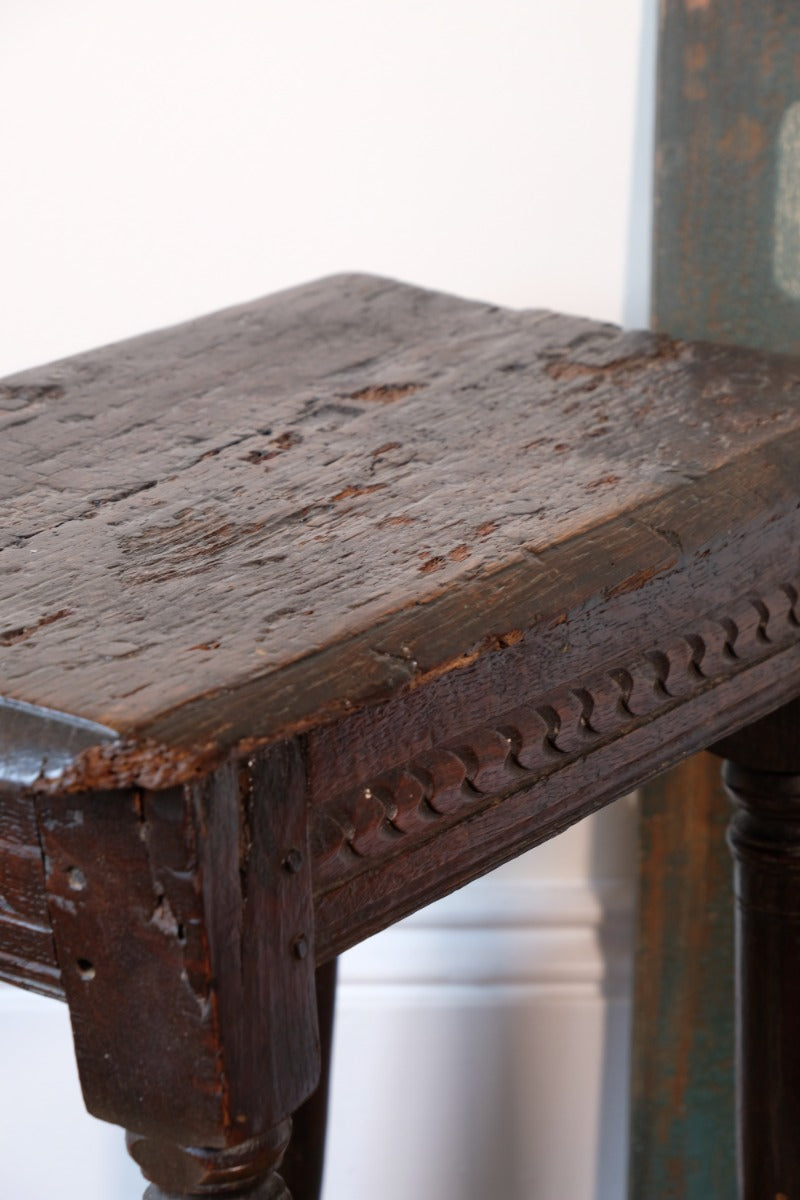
[325,869,636,1200]
[338,876,635,994]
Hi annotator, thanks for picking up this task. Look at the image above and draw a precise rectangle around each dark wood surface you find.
[2,274,800,992]
[281,960,337,1200]
[722,707,800,1198]
[0,783,61,995]
[40,743,319,1197]
[2,274,800,1196]
[3,273,800,783]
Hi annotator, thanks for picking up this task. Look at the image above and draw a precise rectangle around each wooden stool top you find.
[2,273,799,802]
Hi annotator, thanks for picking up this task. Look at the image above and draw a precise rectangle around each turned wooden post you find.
[33,741,320,1200]
[717,700,800,1199]
[280,959,338,1200]
[126,1125,293,1199]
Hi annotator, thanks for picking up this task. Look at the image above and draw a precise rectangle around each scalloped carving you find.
[311,583,800,887]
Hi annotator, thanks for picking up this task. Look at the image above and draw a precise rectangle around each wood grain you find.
[3,275,800,788]
[655,0,800,355]
[723,713,800,1199]
[635,4,800,1193]
[630,755,735,1200]
[34,743,318,1153]
[0,784,60,995]
[315,643,800,960]
[311,580,800,888]
[1,272,800,1197]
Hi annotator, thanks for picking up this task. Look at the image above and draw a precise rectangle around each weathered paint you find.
[773,103,800,300]
[632,1,800,1195]
[654,0,800,356]
[629,756,735,1198]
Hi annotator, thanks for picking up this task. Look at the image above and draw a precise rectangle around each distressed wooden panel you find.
[36,782,230,1145]
[630,755,734,1198]
[315,643,800,959]
[34,743,318,1149]
[633,2,800,1193]
[0,264,799,1193]
[3,275,800,795]
[655,0,800,355]
[722,721,800,1197]
[0,785,61,997]
[0,823,48,928]
[0,945,61,998]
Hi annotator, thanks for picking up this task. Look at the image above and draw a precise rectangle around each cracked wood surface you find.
[3,273,800,787]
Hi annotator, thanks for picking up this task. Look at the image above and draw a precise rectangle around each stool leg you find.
[127,959,337,1199]
[127,1123,293,1199]
[717,700,800,1199]
[33,742,320,1200]
[280,959,338,1200]
[724,762,800,1199]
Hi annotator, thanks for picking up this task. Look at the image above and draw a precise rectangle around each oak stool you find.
[1,273,799,1198]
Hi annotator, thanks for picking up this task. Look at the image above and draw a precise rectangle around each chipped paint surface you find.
[631,757,735,1197]
[645,4,800,1196]
[655,3,800,355]
[774,103,800,299]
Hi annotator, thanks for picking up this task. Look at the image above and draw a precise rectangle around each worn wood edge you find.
[13,569,799,994]
[0,696,117,789]
[311,572,800,893]
[31,746,320,1154]
[131,429,800,752]
[0,949,63,998]
[313,635,800,960]
[0,780,63,997]
[0,272,442,387]
[13,427,800,795]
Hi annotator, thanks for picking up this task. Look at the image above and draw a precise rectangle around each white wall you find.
[328,800,639,1200]
[0,2,657,1196]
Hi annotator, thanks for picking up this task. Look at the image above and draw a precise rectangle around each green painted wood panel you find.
[655,0,800,355]
[632,2,800,1195]
[630,756,734,1198]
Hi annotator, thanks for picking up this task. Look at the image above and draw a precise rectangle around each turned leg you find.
[717,699,800,1199]
[33,742,321,1199]
[281,959,338,1200]
[127,1124,294,1199]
